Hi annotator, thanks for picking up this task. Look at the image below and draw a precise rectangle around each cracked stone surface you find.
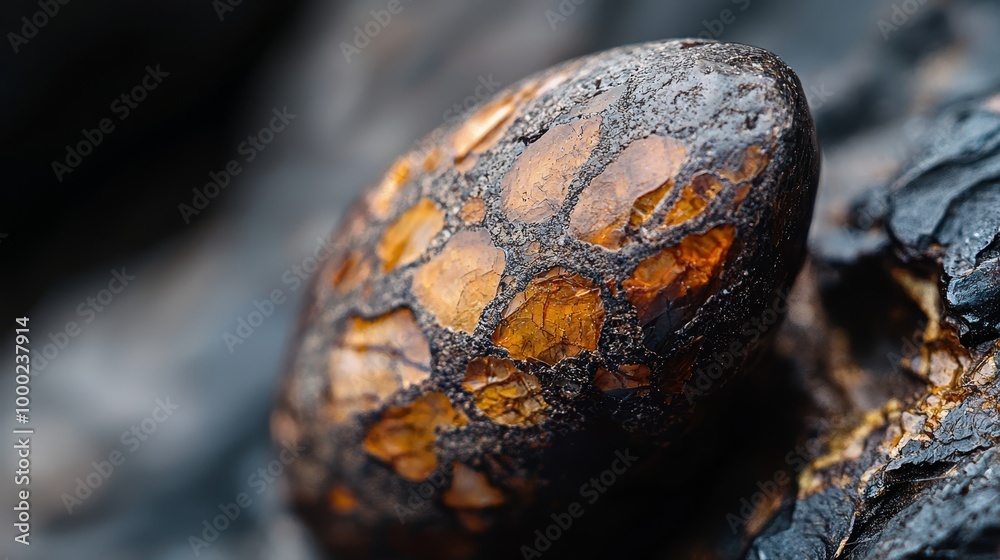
[276,40,818,560]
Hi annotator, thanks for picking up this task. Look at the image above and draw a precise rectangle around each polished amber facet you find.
[377,198,446,272]
[491,267,604,365]
[328,308,431,422]
[663,173,724,228]
[463,357,548,426]
[452,94,518,165]
[368,157,412,220]
[593,364,652,396]
[450,73,574,172]
[571,135,688,249]
[362,392,467,482]
[412,229,506,334]
[330,250,373,294]
[443,463,506,509]
[500,118,602,223]
[623,226,736,325]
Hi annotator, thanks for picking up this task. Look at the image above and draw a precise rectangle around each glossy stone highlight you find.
[378,198,445,272]
[571,135,688,249]
[500,118,602,223]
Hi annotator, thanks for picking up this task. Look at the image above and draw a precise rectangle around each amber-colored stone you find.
[330,250,373,294]
[329,486,360,514]
[662,173,724,228]
[501,118,602,223]
[443,463,506,509]
[720,145,770,184]
[451,74,571,172]
[412,230,506,334]
[623,226,736,325]
[362,392,467,482]
[593,364,652,396]
[491,267,604,365]
[368,157,412,219]
[453,95,518,165]
[459,197,487,224]
[629,183,673,229]
[462,357,548,426]
[571,135,688,249]
[421,146,443,172]
[329,308,431,422]
[378,199,446,272]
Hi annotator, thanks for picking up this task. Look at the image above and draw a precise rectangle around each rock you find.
[274,39,818,559]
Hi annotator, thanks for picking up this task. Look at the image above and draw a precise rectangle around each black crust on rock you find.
[276,39,818,560]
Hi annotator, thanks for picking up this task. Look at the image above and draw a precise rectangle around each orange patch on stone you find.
[421,146,443,172]
[571,135,688,249]
[328,308,432,422]
[412,229,506,334]
[459,197,487,224]
[623,226,736,325]
[662,173,724,228]
[329,486,359,514]
[443,463,506,509]
[463,357,548,426]
[452,95,518,166]
[377,199,446,272]
[501,117,602,223]
[451,74,570,172]
[330,250,373,294]
[593,364,652,396]
[362,392,467,482]
[720,145,770,184]
[491,267,604,365]
[368,157,412,220]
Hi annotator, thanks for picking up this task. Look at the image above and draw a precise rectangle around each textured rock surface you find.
[275,39,818,559]
[747,91,1000,560]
